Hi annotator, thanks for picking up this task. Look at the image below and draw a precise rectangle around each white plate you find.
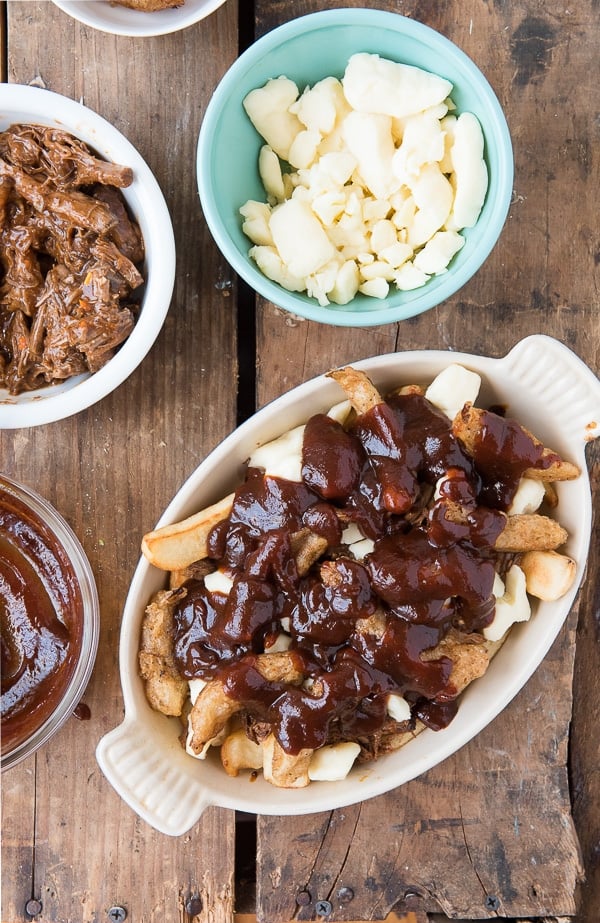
[0,84,175,428]
[52,0,228,37]
[97,335,600,835]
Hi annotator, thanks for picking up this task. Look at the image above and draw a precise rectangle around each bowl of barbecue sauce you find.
[1,475,99,770]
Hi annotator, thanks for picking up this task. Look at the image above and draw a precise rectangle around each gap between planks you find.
[234,915,420,923]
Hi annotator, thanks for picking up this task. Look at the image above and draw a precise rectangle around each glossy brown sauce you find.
[0,485,84,755]
[172,393,548,755]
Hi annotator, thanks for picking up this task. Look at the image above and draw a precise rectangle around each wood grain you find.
[253,1,599,921]
[1,2,238,922]
[2,0,599,921]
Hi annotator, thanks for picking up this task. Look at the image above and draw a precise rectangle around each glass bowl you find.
[1,475,100,770]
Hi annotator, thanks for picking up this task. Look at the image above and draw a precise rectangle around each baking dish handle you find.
[501,334,600,447]
[96,716,212,836]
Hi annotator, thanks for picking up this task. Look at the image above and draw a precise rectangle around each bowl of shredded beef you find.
[0,84,175,428]
[51,0,228,38]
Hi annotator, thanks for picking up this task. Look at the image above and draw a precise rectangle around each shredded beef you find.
[0,123,144,395]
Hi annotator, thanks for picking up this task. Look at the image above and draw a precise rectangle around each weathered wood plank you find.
[570,439,600,923]
[253,0,597,920]
[1,2,238,921]
[1,2,6,80]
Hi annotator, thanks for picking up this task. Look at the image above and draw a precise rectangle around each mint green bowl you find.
[197,8,513,327]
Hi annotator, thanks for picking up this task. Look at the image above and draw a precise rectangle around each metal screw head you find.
[485,894,500,911]
[185,895,203,916]
[402,890,422,908]
[296,889,311,906]
[315,899,333,917]
[337,886,354,903]
[25,899,43,917]
[107,907,128,922]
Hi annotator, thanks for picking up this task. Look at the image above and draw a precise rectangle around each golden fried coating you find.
[495,513,568,552]
[421,629,490,697]
[262,735,313,789]
[452,404,580,482]
[139,589,189,716]
[326,366,382,415]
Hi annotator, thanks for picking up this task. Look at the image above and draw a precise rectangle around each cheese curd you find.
[240,53,488,307]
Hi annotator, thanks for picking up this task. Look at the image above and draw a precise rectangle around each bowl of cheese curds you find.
[197,8,513,327]
[0,84,175,428]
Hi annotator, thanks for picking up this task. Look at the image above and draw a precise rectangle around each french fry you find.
[452,404,580,482]
[262,734,313,788]
[420,628,490,697]
[221,728,264,777]
[141,492,235,571]
[188,680,243,755]
[326,366,382,415]
[441,500,568,552]
[494,513,568,552]
[395,383,425,396]
[253,650,304,684]
[290,528,328,576]
[139,589,189,716]
[188,651,305,755]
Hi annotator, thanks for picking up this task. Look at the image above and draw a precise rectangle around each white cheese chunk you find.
[392,110,447,182]
[342,52,453,121]
[393,262,429,291]
[446,112,488,230]
[248,424,305,482]
[188,678,207,706]
[288,129,322,169]
[204,568,234,596]
[359,276,390,299]
[326,399,352,424]
[507,477,546,515]
[387,693,411,723]
[243,76,303,160]
[308,741,361,781]
[413,229,465,275]
[484,565,531,642]
[425,363,482,420]
[249,245,307,293]
[258,145,285,202]
[341,523,364,545]
[405,163,454,248]
[342,110,399,200]
[264,632,293,652]
[290,76,350,134]
[349,537,375,561]
[270,199,336,278]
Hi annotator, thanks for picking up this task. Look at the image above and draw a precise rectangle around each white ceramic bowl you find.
[97,335,599,835]
[0,84,175,429]
[52,0,227,37]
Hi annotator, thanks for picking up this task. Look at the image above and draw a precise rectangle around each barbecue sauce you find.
[1,483,84,755]
[172,391,552,755]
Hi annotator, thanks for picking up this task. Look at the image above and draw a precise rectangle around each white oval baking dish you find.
[97,335,600,835]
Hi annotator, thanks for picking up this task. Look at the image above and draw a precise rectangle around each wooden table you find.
[2,2,599,921]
